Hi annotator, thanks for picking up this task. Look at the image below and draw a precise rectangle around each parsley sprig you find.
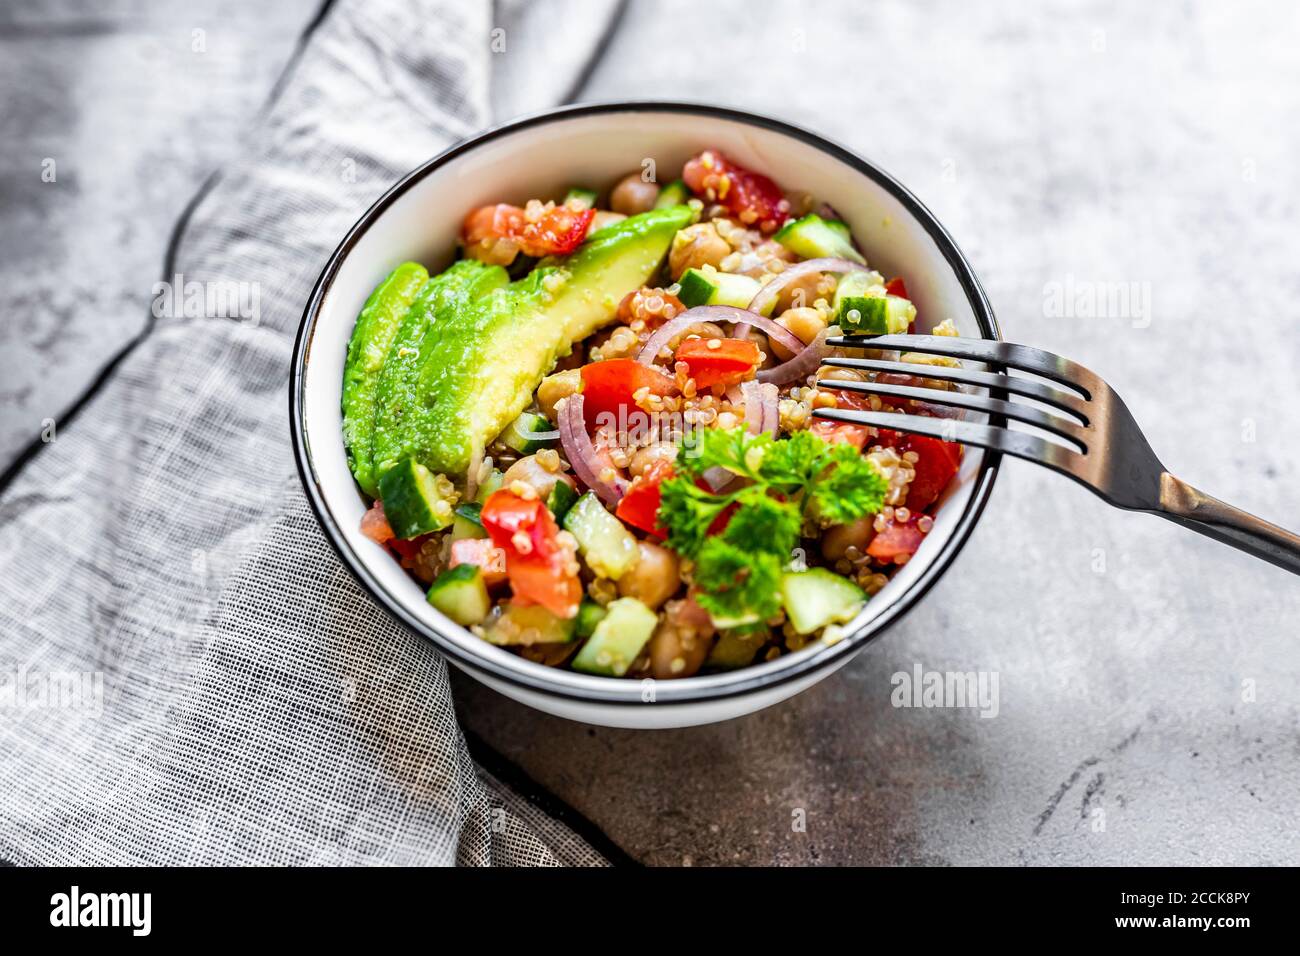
[659,427,887,625]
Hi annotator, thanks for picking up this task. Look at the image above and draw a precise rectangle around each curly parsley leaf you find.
[658,475,733,558]
[812,444,888,524]
[677,426,771,481]
[662,426,890,625]
[721,486,801,558]
[754,429,826,492]
[691,538,783,623]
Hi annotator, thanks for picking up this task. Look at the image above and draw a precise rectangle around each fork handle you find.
[1157,474,1300,575]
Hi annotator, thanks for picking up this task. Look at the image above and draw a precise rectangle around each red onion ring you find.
[757,325,834,386]
[741,381,778,437]
[558,394,626,506]
[745,257,869,318]
[636,305,805,365]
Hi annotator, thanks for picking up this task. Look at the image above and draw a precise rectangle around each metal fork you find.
[813,334,1300,576]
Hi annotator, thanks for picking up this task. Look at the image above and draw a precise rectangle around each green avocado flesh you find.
[341,261,429,497]
[407,204,694,476]
[371,259,508,478]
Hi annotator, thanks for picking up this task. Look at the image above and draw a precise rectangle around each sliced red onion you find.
[636,305,805,365]
[760,383,780,436]
[558,394,626,506]
[702,466,734,492]
[745,257,869,318]
[741,381,764,436]
[741,381,779,437]
[757,325,834,386]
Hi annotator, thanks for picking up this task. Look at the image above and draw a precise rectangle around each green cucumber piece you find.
[341,262,429,496]
[498,411,557,455]
[675,266,772,314]
[563,187,598,210]
[377,458,455,538]
[562,492,639,580]
[371,260,508,481]
[837,295,914,334]
[546,480,580,522]
[475,468,504,504]
[484,602,577,646]
[773,213,865,265]
[654,178,689,208]
[451,502,486,541]
[575,600,608,638]
[571,597,657,676]
[779,568,866,635]
[427,564,490,626]
[705,629,765,669]
[833,271,913,334]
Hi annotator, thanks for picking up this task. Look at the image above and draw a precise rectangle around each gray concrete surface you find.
[454,0,1300,866]
[4,0,1298,866]
[0,0,319,465]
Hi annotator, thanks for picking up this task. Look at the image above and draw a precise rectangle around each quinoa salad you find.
[340,149,964,678]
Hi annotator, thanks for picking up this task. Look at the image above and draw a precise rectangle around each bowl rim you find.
[290,99,1002,707]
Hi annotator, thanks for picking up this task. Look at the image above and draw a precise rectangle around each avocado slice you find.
[340,261,429,497]
[371,259,507,479]
[412,204,694,476]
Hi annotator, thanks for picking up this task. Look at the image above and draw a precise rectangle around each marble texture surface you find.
[4,0,1298,866]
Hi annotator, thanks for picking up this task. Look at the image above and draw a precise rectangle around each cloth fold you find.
[0,0,620,866]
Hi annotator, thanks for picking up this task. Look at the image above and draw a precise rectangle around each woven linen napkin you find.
[0,0,622,866]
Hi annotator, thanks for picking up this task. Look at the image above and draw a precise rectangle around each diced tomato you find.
[360,501,395,545]
[682,150,791,233]
[884,277,908,299]
[902,434,961,511]
[480,490,581,617]
[674,337,761,389]
[462,201,595,258]
[449,537,508,585]
[809,418,869,451]
[615,459,674,536]
[867,515,927,563]
[579,359,677,432]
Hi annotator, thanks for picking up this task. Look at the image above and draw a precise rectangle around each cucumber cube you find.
[378,458,455,539]
[562,492,639,580]
[779,568,866,635]
[484,602,577,646]
[571,597,658,676]
[427,564,491,626]
[773,213,865,265]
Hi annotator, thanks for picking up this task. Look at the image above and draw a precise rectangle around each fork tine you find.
[819,356,1090,423]
[821,378,1088,451]
[827,335,1101,399]
[812,407,1088,478]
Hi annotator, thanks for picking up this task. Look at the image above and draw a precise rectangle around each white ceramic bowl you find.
[291,101,1001,729]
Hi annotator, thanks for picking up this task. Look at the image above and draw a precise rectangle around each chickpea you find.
[609,173,660,215]
[668,222,730,279]
[821,517,876,561]
[617,540,680,610]
[774,270,827,314]
[536,368,581,420]
[503,454,574,501]
[816,366,865,383]
[770,306,828,361]
[628,441,677,479]
[647,617,712,679]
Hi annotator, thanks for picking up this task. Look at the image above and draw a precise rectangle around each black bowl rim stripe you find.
[289,100,1003,707]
